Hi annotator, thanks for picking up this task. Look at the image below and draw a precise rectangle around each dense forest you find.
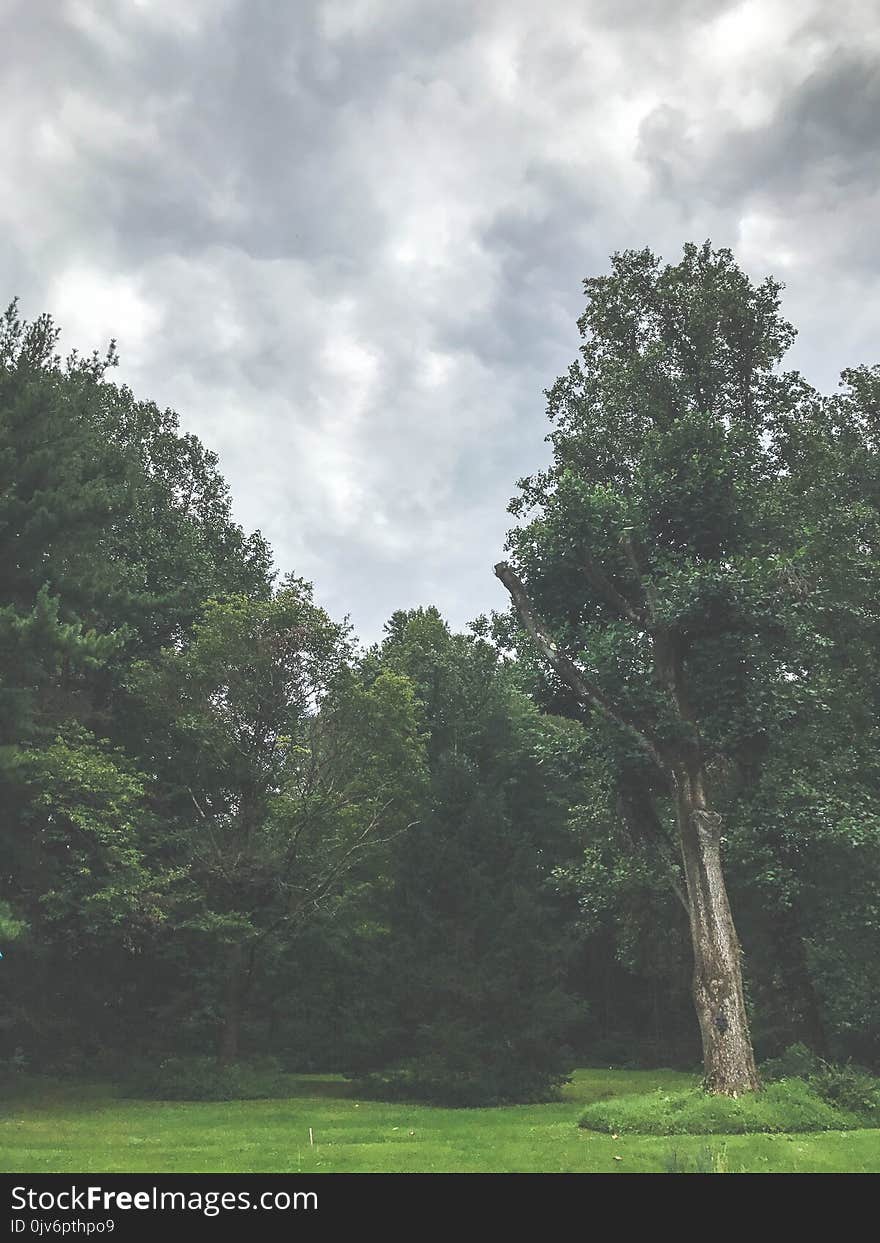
[2,243,879,1106]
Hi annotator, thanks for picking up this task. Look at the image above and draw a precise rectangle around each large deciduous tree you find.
[133,581,427,1063]
[494,241,824,1094]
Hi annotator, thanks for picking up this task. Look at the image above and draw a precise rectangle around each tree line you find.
[1,242,878,1103]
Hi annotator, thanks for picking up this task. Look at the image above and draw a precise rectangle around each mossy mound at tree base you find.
[579,1079,871,1135]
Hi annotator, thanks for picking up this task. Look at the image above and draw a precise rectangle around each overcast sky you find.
[2,0,879,641]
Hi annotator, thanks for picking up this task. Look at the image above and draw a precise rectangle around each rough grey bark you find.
[674,767,759,1093]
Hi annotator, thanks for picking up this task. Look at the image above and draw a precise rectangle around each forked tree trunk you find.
[675,766,759,1094]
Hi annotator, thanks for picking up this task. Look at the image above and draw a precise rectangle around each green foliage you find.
[15,727,165,940]
[0,899,26,942]
[126,583,428,1060]
[579,1080,865,1135]
[0,301,274,1062]
[808,1064,880,1120]
[504,242,811,767]
[760,1043,824,1081]
[126,1056,289,1101]
[349,608,583,1105]
[0,299,271,752]
[760,1045,880,1121]
[353,1055,570,1108]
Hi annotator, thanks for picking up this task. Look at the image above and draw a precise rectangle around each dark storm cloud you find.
[638,48,880,204]
[741,51,880,194]
[2,0,879,639]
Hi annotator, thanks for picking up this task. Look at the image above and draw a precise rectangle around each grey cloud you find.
[2,0,879,640]
[640,49,880,205]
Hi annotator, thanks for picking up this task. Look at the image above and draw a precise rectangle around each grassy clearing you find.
[2,1069,879,1173]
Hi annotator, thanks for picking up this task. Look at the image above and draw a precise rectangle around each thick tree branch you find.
[580,546,647,626]
[494,560,665,771]
[616,785,689,914]
[187,787,208,820]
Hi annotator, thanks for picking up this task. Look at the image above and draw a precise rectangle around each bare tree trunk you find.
[675,766,759,1094]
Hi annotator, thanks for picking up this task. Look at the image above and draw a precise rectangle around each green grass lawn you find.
[3,1069,879,1173]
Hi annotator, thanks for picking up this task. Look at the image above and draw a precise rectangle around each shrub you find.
[760,1042,824,1082]
[579,1080,863,1135]
[760,1044,880,1123]
[125,1056,290,1101]
[351,1055,570,1108]
[808,1064,880,1120]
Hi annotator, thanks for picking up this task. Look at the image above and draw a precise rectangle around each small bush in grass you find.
[760,1045,880,1123]
[579,1079,864,1135]
[125,1056,289,1101]
[351,1055,570,1108]
[759,1042,824,1082]
[804,1064,880,1120]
